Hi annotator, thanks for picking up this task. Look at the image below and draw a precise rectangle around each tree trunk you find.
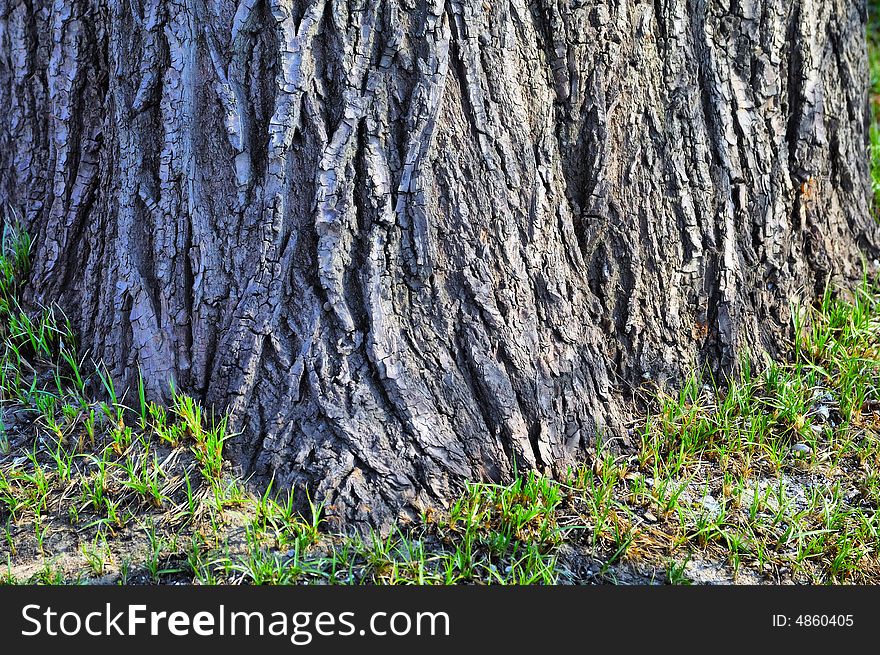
[1,0,878,529]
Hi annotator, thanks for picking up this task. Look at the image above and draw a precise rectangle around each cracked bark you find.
[2,0,878,530]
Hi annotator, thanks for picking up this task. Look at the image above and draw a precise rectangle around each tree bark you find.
[1,0,878,529]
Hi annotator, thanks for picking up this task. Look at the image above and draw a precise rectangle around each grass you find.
[870,1,880,215]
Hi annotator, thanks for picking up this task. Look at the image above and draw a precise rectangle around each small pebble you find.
[791,443,812,456]
[700,495,720,515]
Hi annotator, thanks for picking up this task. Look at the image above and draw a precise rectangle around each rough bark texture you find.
[1,0,879,529]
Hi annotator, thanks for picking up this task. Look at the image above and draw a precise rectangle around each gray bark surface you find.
[2,0,878,529]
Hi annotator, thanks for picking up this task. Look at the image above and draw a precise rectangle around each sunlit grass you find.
[869,1,880,217]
